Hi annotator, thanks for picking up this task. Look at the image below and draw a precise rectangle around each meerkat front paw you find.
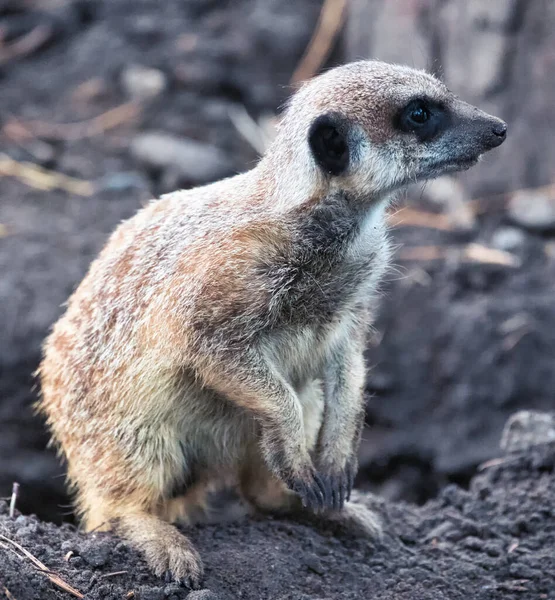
[284,466,327,512]
[318,456,357,510]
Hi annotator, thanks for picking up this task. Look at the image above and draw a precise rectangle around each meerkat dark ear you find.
[308,113,350,176]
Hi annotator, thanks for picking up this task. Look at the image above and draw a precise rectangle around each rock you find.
[422,175,476,231]
[186,591,220,600]
[508,190,555,232]
[78,538,112,568]
[137,587,165,600]
[303,555,325,575]
[163,582,182,597]
[131,132,235,185]
[121,65,167,100]
[490,227,526,251]
[500,411,555,453]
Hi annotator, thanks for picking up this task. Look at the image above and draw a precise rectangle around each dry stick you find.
[388,207,453,231]
[290,0,348,85]
[0,24,53,66]
[3,587,15,600]
[0,535,84,599]
[3,102,141,142]
[99,571,129,579]
[8,483,19,519]
[398,243,519,267]
[0,153,94,196]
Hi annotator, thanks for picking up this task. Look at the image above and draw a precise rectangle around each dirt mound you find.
[1,441,554,600]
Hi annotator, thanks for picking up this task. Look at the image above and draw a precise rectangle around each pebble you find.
[131,131,235,185]
[78,538,112,567]
[303,555,325,575]
[490,226,526,251]
[136,587,165,600]
[186,591,220,600]
[121,65,167,100]
[61,540,76,553]
[500,410,555,453]
[423,175,476,231]
[508,190,555,231]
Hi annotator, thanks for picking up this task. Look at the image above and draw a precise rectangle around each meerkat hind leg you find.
[118,511,203,589]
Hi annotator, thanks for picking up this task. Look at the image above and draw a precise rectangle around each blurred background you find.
[0,0,554,523]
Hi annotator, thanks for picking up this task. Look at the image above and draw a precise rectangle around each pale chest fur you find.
[263,200,392,389]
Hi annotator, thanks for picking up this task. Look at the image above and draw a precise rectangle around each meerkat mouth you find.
[418,154,480,180]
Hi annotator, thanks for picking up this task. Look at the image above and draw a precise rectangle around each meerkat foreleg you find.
[199,353,328,511]
[316,338,367,510]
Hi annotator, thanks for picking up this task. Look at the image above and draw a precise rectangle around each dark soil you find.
[2,442,554,600]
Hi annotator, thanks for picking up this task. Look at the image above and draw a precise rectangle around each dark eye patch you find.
[308,113,350,176]
[395,98,449,142]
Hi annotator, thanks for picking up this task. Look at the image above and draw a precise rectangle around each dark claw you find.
[181,576,200,590]
[338,475,346,510]
[346,463,354,502]
[287,469,327,512]
[164,570,172,583]
[321,460,357,510]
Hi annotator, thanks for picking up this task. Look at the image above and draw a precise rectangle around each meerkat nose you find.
[490,120,508,147]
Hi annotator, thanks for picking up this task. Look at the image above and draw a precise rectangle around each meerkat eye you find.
[308,113,350,176]
[408,102,430,125]
[396,98,446,141]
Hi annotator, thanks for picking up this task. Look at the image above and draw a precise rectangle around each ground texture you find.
[1,442,554,599]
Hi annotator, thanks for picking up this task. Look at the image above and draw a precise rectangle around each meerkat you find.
[38,60,507,588]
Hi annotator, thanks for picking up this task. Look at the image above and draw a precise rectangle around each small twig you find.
[8,483,19,518]
[99,570,129,579]
[388,207,453,231]
[0,535,83,599]
[0,24,53,66]
[3,102,141,142]
[0,153,94,195]
[290,0,348,85]
[398,245,445,262]
[477,455,521,472]
[228,105,276,155]
[398,243,519,267]
[3,587,16,600]
[464,243,520,267]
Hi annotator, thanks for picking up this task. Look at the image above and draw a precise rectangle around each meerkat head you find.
[267,61,507,201]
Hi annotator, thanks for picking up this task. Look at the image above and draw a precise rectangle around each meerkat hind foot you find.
[118,513,203,589]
